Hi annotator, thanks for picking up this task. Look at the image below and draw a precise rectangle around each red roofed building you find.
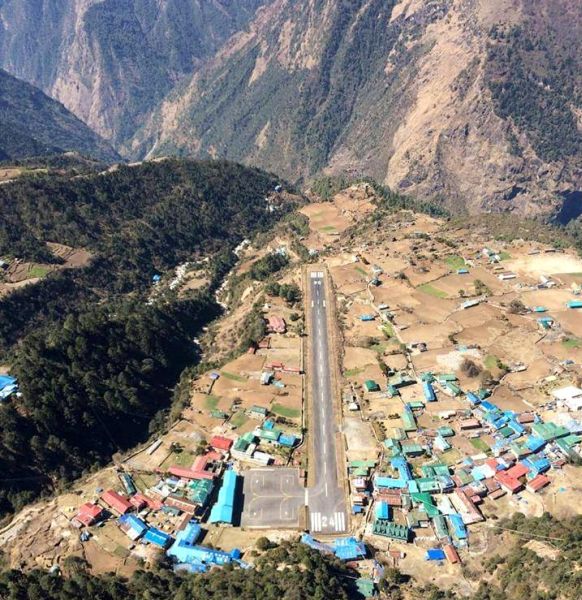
[191,452,222,479]
[483,478,501,494]
[129,495,147,510]
[489,488,506,500]
[444,544,461,564]
[495,471,523,494]
[266,316,286,334]
[376,491,403,506]
[485,458,499,471]
[507,462,530,480]
[165,494,197,514]
[131,493,163,511]
[74,502,104,527]
[526,474,551,493]
[168,466,201,480]
[101,490,132,515]
[210,436,233,452]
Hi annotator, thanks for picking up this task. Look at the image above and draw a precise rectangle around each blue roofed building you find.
[465,392,481,406]
[279,433,297,448]
[375,501,391,521]
[391,456,413,481]
[523,455,551,476]
[144,527,173,548]
[209,469,238,526]
[333,537,367,561]
[525,436,546,453]
[0,375,18,401]
[118,514,148,541]
[167,521,202,562]
[447,514,468,545]
[301,535,366,561]
[375,475,406,490]
[423,381,436,403]
[426,548,446,561]
[168,521,240,568]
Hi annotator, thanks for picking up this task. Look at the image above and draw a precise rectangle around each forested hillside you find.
[0,159,292,516]
[0,69,118,162]
[0,541,352,600]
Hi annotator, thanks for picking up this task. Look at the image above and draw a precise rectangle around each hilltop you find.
[0,69,118,162]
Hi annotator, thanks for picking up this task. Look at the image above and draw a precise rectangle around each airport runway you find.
[306,270,347,533]
[241,270,347,534]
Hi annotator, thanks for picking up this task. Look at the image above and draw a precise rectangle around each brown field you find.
[488,327,545,364]
[300,202,352,235]
[519,289,576,311]
[553,309,582,337]
[408,293,457,323]
[403,263,450,287]
[343,346,378,371]
[454,318,509,348]
[507,252,582,278]
[398,321,459,347]
[489,384,532,412]
[343,417,379,461]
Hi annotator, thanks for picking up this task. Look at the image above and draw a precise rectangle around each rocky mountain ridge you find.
[1,0,580,216]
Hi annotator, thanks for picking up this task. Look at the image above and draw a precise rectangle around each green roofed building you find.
[392,428,406,441]
[259,428,281,442]
[364,380,380,392]
[433,514,449,539]
[438,374,458,382]
[355,578,376,599]
[416,478,440,494]
[387,384,400,398]
[437,426,455,437]
[411,492,440,517]
[233,437,250,453]
[556,438,576,457]
[402,442,424,457]
[188,478,214,506]
[391,374,416,388]
[373,520,410,542]
[407,400,425,410]
[456,470,473,486]
[402,409,417,432]
[531,422,569,442]
[509,442,530,459]
[249,405,268,418]
[433,464,451,477]
[349,460,377,477]
[563,434,582,447]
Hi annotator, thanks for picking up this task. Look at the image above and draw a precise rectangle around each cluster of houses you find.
[351,374,582,564]
[72,436,245,571]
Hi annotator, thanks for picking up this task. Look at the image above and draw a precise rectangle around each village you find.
[2,184,582,597]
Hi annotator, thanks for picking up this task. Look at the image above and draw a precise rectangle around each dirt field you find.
[507,252,582,278]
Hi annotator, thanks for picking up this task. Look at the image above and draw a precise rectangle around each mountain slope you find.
[0,158,292,515]
[136,0,582,216]
[0,0,268,151]
[0,68,118,162]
